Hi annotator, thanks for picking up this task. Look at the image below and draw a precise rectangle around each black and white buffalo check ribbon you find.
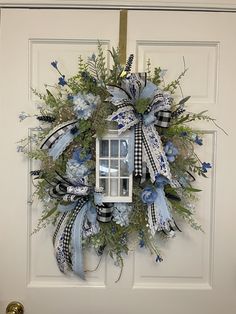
[61,198,87,268]
[96,204,113,223]
[134,121,143,176]
[155,110,171,128]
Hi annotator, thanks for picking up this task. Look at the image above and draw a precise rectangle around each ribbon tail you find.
[134,121,143,176]
[128,127,135,174]
[57,201,79,213]
[53,212,70,273]
[71,201,90,280]
[148,186,175,236]
[142,124,171,183]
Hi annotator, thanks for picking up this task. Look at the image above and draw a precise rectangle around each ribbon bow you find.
[107,73,172,183]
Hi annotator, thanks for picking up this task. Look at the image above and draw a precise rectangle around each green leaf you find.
[42,207,57,220]
[185,187,202,193]
[172,202,193,216]
[174,114,190,125]
[179,96,191,105]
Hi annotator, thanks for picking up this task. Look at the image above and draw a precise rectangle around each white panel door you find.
[126,10,236,313]
[0,8,236,314]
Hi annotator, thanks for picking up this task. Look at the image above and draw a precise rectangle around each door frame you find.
[0,0,236,12]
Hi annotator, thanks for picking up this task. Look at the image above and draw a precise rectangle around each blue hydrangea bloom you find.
[164,141,179,162]
[202,162,212,173]
[73,92,100,120]
[112,203,132,227]
[141,186,158,205]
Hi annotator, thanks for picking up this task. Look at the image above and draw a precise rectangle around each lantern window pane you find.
[99,160,109,177]
[110,178,119,196]
[120,179,129,196]
[110,160,119,177]
[120,139,128,157]
[99,178,109,196]
[100,140,109,157]
[111,140,119,157]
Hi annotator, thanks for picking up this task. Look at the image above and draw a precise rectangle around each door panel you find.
[127,10,236,312]
[0,9,235,314]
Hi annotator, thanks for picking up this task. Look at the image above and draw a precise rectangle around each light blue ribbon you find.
[155,175,173,229]
[128,127,135,174]
[48,129,79,160]
[154,186,173,229]
[71,201,90,280]
[57,201,78,213]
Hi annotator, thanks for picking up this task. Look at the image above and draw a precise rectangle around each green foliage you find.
[152,66,163,86]
[164,68,188,93]
[135,98,151,114]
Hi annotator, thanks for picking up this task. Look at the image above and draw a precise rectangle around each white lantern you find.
[96,129,133,203]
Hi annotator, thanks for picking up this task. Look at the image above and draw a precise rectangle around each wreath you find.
[18,44,216,280]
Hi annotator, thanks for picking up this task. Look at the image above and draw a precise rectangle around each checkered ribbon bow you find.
[107,73,172,182]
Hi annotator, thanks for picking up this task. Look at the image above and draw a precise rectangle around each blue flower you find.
[156,255,163,263]
[58,75,67,86]
[16,145,25,153]
[112,203,132,227]
[155,174,169,187]
[180,131,188,137]
[138,230,145,248]
[51,60,58,69]
[111,226,116,234]
[194,135,203,145]
[141,187,158,205]
[202,162,212,173]
[139,239,145,248]
[67,94,73,100]
[164,141,179,162]
[72,148,91,164]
